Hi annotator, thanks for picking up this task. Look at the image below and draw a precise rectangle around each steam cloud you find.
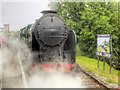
[28,72,84,88]
[0,33,85,88]
[1,33,32,88]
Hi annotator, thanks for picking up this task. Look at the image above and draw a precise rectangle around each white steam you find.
[28,72,85,88]
[0,33,85,88]
[1,33,32,88]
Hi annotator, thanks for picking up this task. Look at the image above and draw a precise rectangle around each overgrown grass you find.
[76,56,119,84]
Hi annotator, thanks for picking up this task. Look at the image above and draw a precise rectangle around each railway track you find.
[73,65,111,89]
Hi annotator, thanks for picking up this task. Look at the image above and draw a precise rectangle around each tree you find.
[55,2,120,69]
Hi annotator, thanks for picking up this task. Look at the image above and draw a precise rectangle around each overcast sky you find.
[0,3,2,28]
[0,0,50,31]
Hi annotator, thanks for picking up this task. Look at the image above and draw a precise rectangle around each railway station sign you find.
[96,34,112,58]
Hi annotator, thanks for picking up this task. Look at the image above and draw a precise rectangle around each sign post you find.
[109,58,112,74]
[109,35,112,74]
[103,58,105,71]
[97,56,100,69]
[96,34,112,74]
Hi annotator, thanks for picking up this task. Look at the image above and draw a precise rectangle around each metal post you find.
[109,35,112,74]
[98,56,100,69]
[103,57,105,71]
[109,58,112,74]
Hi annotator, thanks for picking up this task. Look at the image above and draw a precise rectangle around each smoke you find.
[0,33,85,88]
[1,33,32,88]
[28,72,85,88]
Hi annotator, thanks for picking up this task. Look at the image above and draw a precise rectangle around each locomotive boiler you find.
[21,10,76,72]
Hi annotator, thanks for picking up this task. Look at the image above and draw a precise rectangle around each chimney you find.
[41,10,57,15]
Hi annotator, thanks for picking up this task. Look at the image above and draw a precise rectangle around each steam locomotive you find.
[20,10,76,72]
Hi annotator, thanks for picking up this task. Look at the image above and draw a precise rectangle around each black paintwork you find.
[31,10,76,64]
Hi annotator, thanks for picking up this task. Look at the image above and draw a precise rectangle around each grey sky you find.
[0,3,2,28]
[0,1,50,31]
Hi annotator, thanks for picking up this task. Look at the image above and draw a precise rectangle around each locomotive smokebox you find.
[33,10,68,48]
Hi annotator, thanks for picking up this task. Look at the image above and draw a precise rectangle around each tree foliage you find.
[56,2,120,69]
